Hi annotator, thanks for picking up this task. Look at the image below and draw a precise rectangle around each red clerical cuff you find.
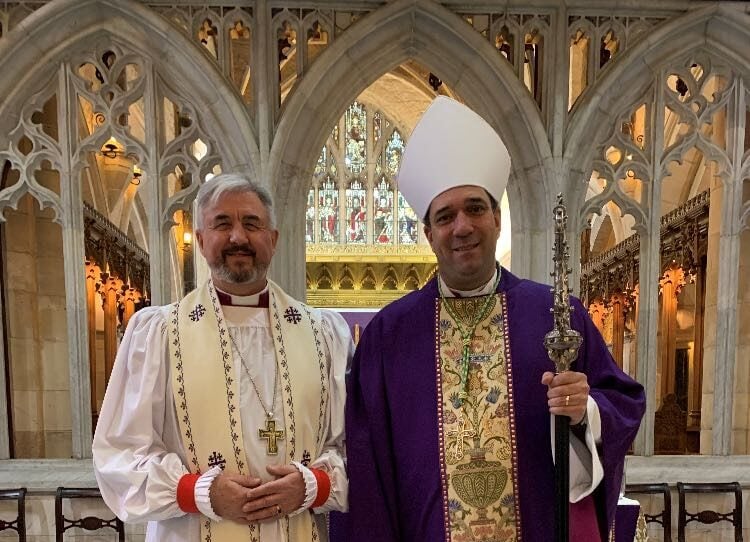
[177,473,200,513]
[309,468,331,508]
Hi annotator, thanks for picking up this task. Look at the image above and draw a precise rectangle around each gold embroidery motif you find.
[440,295,518,542]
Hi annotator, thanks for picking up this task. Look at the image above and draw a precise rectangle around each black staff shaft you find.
[555,413,570,542]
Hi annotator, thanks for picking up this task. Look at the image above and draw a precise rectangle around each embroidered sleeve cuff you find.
[290,461,317,514]
[194,466,223,521]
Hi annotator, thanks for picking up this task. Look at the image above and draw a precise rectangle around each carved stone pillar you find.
[688,261,705,429]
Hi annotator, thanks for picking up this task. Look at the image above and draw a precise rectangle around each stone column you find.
[702,82,744,455]
[688,262,705,429]
[735,230,750,453]
[60,63,92,458]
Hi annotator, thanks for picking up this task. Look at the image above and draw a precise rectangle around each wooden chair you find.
[625,483,672,542]
[677,482,743,542]
[0,488,26,541]
[654,393,687,454]
[55,487,124,541]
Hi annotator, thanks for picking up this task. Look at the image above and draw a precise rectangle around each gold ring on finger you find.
[565,395,570,406]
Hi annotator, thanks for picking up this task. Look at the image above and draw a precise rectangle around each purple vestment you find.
[345,268,645,541]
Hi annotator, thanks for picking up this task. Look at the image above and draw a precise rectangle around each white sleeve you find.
[92,306,192,523]
[549,396,604,503]
[302,309,352,513]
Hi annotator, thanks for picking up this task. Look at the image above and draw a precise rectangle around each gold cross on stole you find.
[259,419,285,455]
[447,415,476,461]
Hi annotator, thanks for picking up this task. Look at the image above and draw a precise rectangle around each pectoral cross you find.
[259,418,285,455]
[447,415,476,461]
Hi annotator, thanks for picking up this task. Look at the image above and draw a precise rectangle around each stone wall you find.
[4,191,70,459]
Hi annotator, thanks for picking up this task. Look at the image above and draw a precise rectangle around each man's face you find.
[196,190,279,294]
[424,185,500,291]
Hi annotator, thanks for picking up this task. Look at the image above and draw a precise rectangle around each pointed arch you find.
[565,5,750,201]
[0,0,259,175]
[566,5,750,456]
[268,0,553,296]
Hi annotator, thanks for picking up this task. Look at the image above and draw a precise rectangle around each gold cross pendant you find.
[259,418,285,455]
[447,415,476,462]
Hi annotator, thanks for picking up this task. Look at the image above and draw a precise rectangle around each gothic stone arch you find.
[267,0,553,298]
[563,4,750,455]
[0,0,259,457]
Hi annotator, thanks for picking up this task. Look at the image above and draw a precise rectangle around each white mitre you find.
[397,96,511,220]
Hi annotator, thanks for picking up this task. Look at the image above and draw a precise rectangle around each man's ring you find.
[565,395,570,406]
[276,505,282,515]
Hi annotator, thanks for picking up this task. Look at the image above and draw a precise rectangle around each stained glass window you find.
[331,124,339,147]
[319,175,338,243]
[305,188,315,242]
[398,192,418,244]
[314,146,327,176]
[307,101,426,248]
[373,177,394,244]
[385,130,404,177]
[345,102,366,175]
[345,179,367,243]
[373,111,382,145]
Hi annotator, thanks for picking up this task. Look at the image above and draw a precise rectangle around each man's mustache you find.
[222,245,256,258]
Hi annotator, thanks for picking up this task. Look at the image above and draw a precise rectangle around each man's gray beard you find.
[213,262,268,285]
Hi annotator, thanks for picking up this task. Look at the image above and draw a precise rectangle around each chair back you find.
[625,483,672,542]
[55,487,124,542]
[0,488,27,541]
[676,481,743,542]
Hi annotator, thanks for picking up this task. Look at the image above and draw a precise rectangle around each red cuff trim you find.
[310,468,331,508]
[177,473,200,514]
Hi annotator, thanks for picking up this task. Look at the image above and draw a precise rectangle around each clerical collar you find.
[215,286,269,307]
[439,267,499,298]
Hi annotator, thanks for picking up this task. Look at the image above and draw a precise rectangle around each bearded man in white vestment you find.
[93,173,351,542]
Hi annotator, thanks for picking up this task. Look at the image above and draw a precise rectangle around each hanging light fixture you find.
[131,165,142,186]
[100,137,123,158]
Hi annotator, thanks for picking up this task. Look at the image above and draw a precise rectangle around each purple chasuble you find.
[344,268,645,542]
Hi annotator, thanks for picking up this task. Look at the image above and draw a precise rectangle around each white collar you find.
[438,266,499,298]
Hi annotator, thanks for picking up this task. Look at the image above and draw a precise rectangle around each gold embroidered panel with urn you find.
[437,294,520,542]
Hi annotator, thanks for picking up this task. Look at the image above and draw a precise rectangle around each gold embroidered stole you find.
[268,280,329,542]
[437,293,520,542]
[169,280,327,542]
